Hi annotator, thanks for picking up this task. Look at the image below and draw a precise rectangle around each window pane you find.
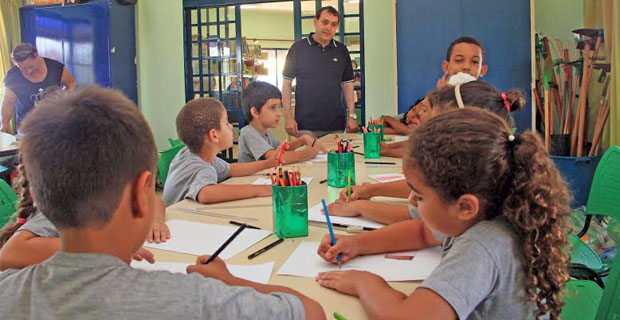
[208,8,218,22]
[321,0,338,11]
[190,9,197,24]
[344,35,360,51]
[301,0,316,17]
[344,1,359,15]
[302,18,314,35]
[344,17,359,33]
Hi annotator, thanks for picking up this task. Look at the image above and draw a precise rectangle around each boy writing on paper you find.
[163,97,285,206]
[238,81,326,164]
[0,86,325,320]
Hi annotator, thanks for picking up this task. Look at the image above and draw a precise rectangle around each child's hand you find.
[266,143,288,167]
[148,221,171,243]
[338,182,372,201]
[132,247,155,264]
[436,73,449,90]
[186,255,234,283]
[317,234,360,264]
[147,199,170,243]
[324,199,360,217]
[315,270,385,297]
[317,142,328,154]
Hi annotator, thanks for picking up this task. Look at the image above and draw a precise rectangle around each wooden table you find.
[154,134,419,319]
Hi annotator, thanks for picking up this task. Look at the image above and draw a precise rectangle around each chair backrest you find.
[596,250,620,320]
[586,146,620,220]
[0,180,18,227]
[561,279,604,320]
[158,143,185,187]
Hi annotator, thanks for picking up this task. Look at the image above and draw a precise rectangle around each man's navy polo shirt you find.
[283,33,354,131]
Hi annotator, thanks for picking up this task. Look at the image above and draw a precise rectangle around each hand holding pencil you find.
[186,255,234,282]
[316,233,360,265]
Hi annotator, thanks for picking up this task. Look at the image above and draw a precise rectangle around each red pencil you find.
[275,141,288,169]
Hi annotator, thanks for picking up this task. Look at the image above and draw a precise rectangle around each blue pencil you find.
[321,199,341,264]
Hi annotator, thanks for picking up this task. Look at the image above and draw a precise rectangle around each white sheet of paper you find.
[143,220,273,259]
[308,203,385,230]
[368,173,405,183]
[310,153,328,162]
[252,177,313,185]
[277,242,441,281]
[0,132,16,148]
[393,135,409,142]
[131,260,275,284]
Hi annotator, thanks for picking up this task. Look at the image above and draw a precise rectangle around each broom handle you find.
[545,89,550,152]
[577,36,602,156]
[572,43,591,156]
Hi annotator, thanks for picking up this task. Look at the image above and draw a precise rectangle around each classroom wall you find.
[135,0,186,149]
[534,0,583,43]
[136,0,397,149]
[364,0,398,120]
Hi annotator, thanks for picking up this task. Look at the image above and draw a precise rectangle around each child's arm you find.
[188,257,326,320]
[382,116,410,135]
[0,231,60,270]
[230,145,282,177]
[146,198,170,244]
[340,180,410,201]
[327,200,411,225]
[316,271,456,320]
[380,146,404,158]
[196,184,271,204]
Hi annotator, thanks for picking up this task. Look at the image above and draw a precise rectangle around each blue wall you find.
[396,0,532,130]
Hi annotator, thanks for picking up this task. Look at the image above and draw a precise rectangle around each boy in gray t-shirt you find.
[163,97,284,206]
[0,87,325,319]
[238,81,325,164]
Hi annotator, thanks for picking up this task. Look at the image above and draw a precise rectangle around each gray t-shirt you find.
[419,216,535,320]
[238,125,279,163]
[163,147,231,206]
[0,252,304,320]
[17,212,59,237]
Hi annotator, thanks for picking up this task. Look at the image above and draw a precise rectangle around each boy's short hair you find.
[242,81,282,123]
[176,97,225,153]
[446,36,485,61]
[316,6,340,23]
[19,86,157,230]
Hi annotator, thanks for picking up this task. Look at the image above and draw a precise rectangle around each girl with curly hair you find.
[316,108,571,319]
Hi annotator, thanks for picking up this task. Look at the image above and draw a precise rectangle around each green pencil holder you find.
[368,124,384,141]
[272,183,308,238]
[327,151,356,188]
[364,132,381,159]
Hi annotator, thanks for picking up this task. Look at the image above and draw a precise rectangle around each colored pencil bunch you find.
[270,167,303,186]
[361,126,381,133]
[334,138,353,153]
[368,117,383,125]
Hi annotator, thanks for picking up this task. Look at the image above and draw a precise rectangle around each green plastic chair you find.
[570,146,620,275]
[561,249,620,320]
[158,143,185,187]
[168,138,184,148]
[0,180,18,227]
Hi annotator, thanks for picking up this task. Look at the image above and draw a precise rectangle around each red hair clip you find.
[501,93,511,111]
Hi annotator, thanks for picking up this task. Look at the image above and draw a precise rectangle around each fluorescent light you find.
[241,5,259,9]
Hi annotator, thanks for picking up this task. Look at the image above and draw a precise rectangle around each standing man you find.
[2,43,76,134]
[282,6,358,138]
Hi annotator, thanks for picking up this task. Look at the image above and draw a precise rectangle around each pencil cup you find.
[363,132,381,159]
[272,183,309,238]
[327,150,356,188]
[368,124,385,141]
